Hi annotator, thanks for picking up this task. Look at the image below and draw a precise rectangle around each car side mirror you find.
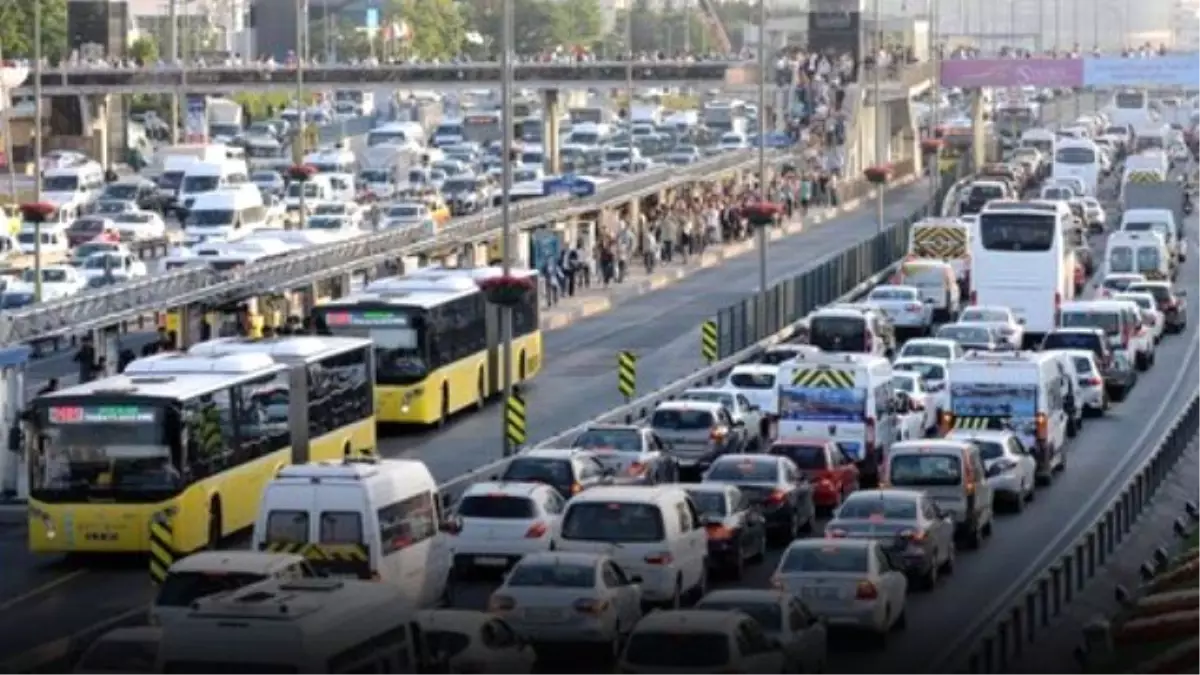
[924,297,935,303]
[1177,290,1188,297]
[731,419,745,427]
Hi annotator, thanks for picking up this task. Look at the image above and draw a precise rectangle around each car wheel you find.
[940,543,956,575]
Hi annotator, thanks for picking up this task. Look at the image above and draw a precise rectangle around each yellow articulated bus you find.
[311,266,543,425]
[26,336,375,555]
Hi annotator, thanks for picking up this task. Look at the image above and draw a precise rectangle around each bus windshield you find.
[978,213,1056,252]
[314,307,427,385]
[31,400,181,501]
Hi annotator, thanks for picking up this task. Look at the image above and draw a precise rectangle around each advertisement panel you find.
[184,94,208,143]
[939,59,1085,88]
[1083,55,1200,87]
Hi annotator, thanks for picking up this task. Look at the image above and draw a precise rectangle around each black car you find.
[685,484,768,580]
[495,449,613,498]
[100,178,159,210]
[701,454,815,544]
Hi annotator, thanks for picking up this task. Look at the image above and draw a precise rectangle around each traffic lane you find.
[390,180,936,482]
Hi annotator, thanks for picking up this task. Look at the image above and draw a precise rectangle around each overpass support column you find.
[542,89,562,175]
[970,92,987,169]
[0,347,29,501]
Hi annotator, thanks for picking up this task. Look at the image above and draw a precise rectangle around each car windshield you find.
[561,502,665,543]
[900,342,952,359]
[887,454,963,487]
[960,309,1008,322]
[839,494,919,519]
[706,459,777,482]
[573,428,642,452]
[728,372,775,389]
[624,633,730,668]
[506,563,594,588]
[779,543,869,573]
[457,495,535,519]
[770,443,828,470]
[969,440,1006,461]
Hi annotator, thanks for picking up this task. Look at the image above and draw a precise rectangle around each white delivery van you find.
[776,351,894,484]
[252,456,454,609]
[1104,231,1172,281]
[178,160,250,211]
[182,185,269,245]
[944,351,1069,482]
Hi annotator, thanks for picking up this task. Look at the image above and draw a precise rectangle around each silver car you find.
[865,285,933,335]
[488,551,644,652]
[946,429,1036,511]
[648,400,747,473]
[827,489,956,589]
[677,388,766,449]
[695,589,828,673]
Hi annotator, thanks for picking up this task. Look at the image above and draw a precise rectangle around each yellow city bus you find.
[26,336,375,555]
[311,266,543,425]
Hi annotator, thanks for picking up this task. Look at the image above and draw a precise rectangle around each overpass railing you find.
[0,149,787,347]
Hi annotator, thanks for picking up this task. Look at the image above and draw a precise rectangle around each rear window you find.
[264,510,308,543]
[507,563,594,588]
[561,502,665,543]
[458,495,535,519]
[728,372,775,389]
[936,325,992,344]
[696,601,781,630]
[156,571,268,607]
[770,443,828,470]
[706,459,778,482]
[78,637,159,673]
[810,316,866,351]
[894,361,946,382]
[573,428,642,451]
[779,544,869,573]
[870,288,918,301]
[838,494,920,519]
[624,632,730,668]
[901,342,952,359]
[887,453,963,487]
[970,440,1005,462]
[1127,284,1169,304]
[1042,332,1103,351]
[902,266,946,285]
[685,490,729,517]
[1072,356,1098,374]
[501,458,572,484]
[651,408,715,430]
[1108,247,1134,273]
[1060,310,1120,335]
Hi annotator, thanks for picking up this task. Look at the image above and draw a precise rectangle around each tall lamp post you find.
[873,0,884,233]
[625,12,634,175]
[930,0,941,205]
[33,0,44,302]
[295,0,308,230]
[499,0,516,456]
[755,0,767,302]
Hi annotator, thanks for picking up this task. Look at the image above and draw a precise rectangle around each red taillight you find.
[524,521,548,538]
[644,552,673,565]
[573,598,609,615]
[1035,412,1049,441]
[765,489,788,506]
[855,581,879,600]
[905,303,922,311]
[705,524,735,540]
[626,461,647,477]
[710,426,729,441]
[1084,376,1103,386]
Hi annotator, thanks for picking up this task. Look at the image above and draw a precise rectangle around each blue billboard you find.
[1084,54,1200,88]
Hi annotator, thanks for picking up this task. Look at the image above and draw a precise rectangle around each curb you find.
[536,175,919,332]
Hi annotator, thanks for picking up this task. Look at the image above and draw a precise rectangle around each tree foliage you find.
[128,36,158,65]
[461,0,603,55]
[386,0,466,60]
[0,0,68,61]
[601,0,756,54]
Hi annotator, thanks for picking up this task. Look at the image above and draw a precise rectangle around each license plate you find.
[801,586,841,600]
[475,556,507,567]
[525,608,561,622]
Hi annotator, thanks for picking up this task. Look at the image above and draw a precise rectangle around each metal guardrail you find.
[933,396,1200,674]
[0,149,783,346]
[431,165,963,506]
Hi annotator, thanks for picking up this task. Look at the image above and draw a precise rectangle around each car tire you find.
[918,561,938,591]
[1012,486,1025,513]
[940,544,956,575]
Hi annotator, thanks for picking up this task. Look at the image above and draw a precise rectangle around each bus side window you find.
[182,388,237,479]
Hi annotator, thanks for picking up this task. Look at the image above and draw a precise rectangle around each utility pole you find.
[499,0,516,456]
[625,11,634,174]
[755,0,768,301]
[33,0,44,302]
[873,0,884,234]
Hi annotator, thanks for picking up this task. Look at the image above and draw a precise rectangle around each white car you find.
[958,305,1025,348]
[890,372,938,436]
[1080,197,1106,230]
[771,538,908,636]
[311,200,366,228]
[723,363,780,417]
[1097,272,1146,299]
[450,481,562,572]
[112,210,167,241]
[865,285,933,335]
[896,337,965,362]
[621,610,789,673]
[892,357,950,413]
[382,201,432,230]
[1113,292,1165,343]
[490,551,643,650]
[1057,348,1107,416]
[946,429,1036,511]
[304,214,359,234]
[20,265,86,300]
[79,251,148,282]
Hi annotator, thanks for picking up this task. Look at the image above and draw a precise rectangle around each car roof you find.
[697,588,791,605]
[513,551,604,568]
[654,399,724,412]
[462,481,548,499]
[946,429,1017,443]
[633,609,749,632]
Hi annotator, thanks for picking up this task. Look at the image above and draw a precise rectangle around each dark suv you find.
[1041,328,1135,401]
[1127,282,1188,333]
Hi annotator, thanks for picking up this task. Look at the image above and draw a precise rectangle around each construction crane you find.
[695,0,734,54]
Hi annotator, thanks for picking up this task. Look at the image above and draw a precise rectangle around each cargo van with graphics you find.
[906,218,973,295]
[943,351,1068,482]
[776,351,894,485]
[807,305,894,357]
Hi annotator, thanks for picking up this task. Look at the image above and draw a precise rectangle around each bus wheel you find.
[438,383,450,428]
[207,499,223,550]
[518,351,527,381]
[475,370,486,410]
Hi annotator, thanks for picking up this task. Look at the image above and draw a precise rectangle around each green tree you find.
[0,0,68,61]
[461,0,602,55]
[129,36,159,65]
[387,0,465,60]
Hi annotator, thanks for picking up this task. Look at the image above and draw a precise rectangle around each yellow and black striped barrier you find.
[505,389,527,447]
[1125,170,1163,184]
[701,320,719,363]
[149,515,176,585]
[953,416,1002,430]
[260,541,369,563]
[618,351,637,400]
[791,367,855,388]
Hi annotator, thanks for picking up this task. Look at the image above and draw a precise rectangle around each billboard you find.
[1084,55,1200,87]
[939,59,1085,88]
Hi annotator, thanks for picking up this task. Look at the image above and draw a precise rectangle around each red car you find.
[767,438,860,511]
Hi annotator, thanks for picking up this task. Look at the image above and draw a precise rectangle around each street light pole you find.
[930,0,942,202]
[500,0,516,457]
[625,12,634,174]
[296,0,308,231]
[755,0,767,299]
[33,0,44,303]
[873,0,884,234]
[170,0,180,144]
[1,40,16,210]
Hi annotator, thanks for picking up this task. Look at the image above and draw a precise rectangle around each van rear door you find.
[885,451,973,524]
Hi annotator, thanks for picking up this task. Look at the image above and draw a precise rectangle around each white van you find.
[16,225,69,257]
[42,163,105,212]
[1120,208,1182,263]
[252,457,453,609]
[178,160,249,211]
[304,146,358,174]
[150,551,315,627]
[882,439,995,548]
[366,121,426,149]
[554,485,707,608]
[285,174,336,218]
[1104,231,1172,281]
[945,351,1070,482]
[182,185,269,245]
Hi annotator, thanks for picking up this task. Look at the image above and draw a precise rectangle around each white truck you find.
[207,98,244,143]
